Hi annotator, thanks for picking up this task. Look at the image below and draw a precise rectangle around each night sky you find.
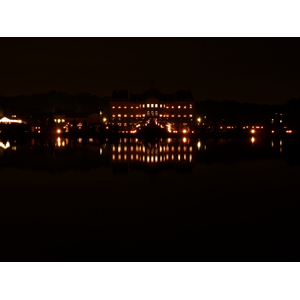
[1,38,300,105]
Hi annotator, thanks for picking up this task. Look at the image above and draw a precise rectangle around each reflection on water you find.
[111,138,194,163]
[1,135,300,261]
[0,135,299,174]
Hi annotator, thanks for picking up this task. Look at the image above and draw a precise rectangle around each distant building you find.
[53,113,88,124]
[88,113,102,124]
[110,80,195,132]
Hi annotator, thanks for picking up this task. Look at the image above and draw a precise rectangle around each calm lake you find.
[1,135,300,261]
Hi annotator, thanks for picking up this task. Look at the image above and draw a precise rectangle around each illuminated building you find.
[53,113,88,124]
[110,80,195,131]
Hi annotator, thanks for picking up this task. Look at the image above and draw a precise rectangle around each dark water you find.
[1,135,300,261]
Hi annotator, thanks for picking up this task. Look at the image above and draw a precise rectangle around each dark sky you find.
[1,38,300,105]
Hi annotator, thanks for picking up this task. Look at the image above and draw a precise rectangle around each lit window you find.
[151,104,154,108]
[189,114,193,117]
[155,104,158,108]
[118,114,121,117]
[112,115,116,118]
[142,114,145,117]
[171,115,174,117]
[166,106,169,109]
[160,104,162,108]
[136,115,139,117]
[159,114,162,117]
[54,119,57,122]
[124,115,127,117]
[136,106,139,109]
[147,104,150,108]
[189,104,192,108]
[112,106,115,109]
[183,115,187,117]
[143,104,145,108]
[130,115,134,117]
[166,115,169,117]
[184,106,186,109]
[178,106,181,109]
[178,115,181,117]
[171,106,174,109]
[124,106,127,109]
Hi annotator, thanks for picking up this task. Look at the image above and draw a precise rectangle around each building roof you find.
[111,86,193,103]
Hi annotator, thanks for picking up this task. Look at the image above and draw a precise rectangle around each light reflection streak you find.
[110,138,195,165]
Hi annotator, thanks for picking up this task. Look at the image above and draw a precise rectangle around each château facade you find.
[109,81,195,132]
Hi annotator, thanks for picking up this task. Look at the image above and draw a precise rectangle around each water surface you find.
[1,136,299,261]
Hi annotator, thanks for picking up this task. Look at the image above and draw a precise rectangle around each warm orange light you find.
[57,129,61,133]
[251,129,255,134]
[0,117,22,124]
[0,141,10,149]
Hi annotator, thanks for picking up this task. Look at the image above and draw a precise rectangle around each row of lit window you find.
[54,119,65,123]
[112,114,193,118]
[115,138,186,144]
[112,145,193,152]
[111,125,192,132]
[112,154,193,162]
[112,104,193,109]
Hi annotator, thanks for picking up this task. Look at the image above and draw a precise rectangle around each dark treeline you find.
[0,91,110,118]
[195,98,300,128]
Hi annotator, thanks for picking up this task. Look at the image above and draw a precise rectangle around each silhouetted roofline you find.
[111,88,193,102]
